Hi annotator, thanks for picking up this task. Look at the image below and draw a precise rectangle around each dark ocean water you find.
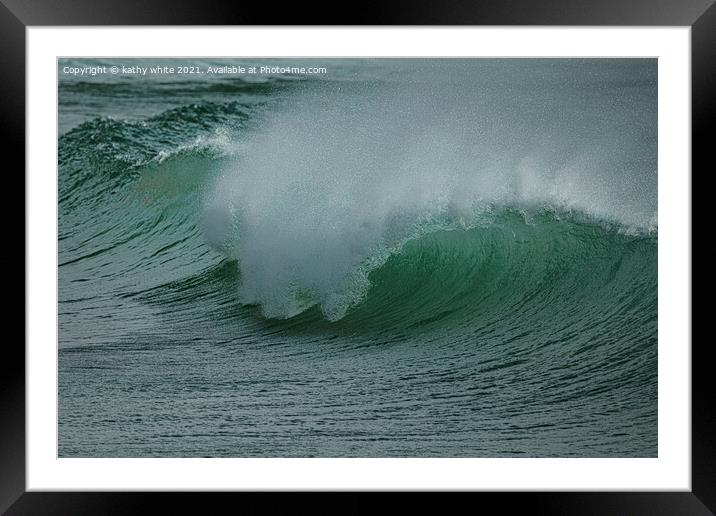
[58,58,657,457]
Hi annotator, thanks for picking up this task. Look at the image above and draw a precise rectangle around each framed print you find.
[7,0,713,513]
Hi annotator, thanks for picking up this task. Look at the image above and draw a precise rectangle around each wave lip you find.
[203,204,656,323]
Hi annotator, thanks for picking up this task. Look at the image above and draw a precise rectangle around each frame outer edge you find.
[0,0,714,25]
[692,2,716,514]
[6,0,713,512]
[0,0,26,514]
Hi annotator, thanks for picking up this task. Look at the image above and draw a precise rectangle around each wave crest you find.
[202,82,657,320]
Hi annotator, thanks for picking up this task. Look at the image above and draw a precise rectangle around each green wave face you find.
[58,58,658,458]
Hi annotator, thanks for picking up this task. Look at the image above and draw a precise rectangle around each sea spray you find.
[203,66,657,319]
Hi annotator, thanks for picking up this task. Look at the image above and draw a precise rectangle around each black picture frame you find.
[5,0,712,513]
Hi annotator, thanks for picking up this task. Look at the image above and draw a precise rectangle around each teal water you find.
[58,58,657,457]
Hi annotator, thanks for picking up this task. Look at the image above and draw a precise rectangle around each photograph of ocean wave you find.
[58,58,657,457]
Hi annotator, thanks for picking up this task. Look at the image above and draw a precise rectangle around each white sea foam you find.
[202,61,657,319]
